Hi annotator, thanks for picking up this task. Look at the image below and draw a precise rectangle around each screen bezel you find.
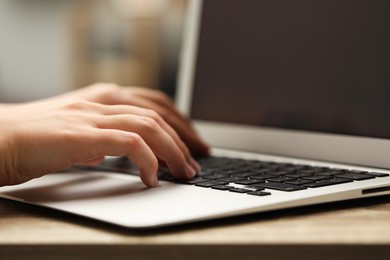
[176,0,390,169]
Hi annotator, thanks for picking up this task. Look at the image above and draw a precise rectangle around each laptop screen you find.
[190,0,390,139]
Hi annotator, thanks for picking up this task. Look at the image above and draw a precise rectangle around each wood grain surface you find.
[1,195,390,259]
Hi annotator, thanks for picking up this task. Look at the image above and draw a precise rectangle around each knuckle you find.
[144,109,160,119]
[159,109,174,123]
[144,109,166,125]
[64,99,90,110]
[91,82,120,93]
[157,108,168,118]
[125,132,144,149]
[139,116,159,132]
[91,83,122,104]
[155,90,173,104]
[173,152,186,165]
[57,127,81,141]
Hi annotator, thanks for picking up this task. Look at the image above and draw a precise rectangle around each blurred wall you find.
[0,0,186,103]
[0,0,72,102]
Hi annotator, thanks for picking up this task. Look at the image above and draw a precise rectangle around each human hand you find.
[57,83,210,156]
[0,97,201,187]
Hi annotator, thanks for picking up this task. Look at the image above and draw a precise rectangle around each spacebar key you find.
[260,182,306,191]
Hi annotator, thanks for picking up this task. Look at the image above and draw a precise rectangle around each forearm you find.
[0,103,17,109]
[0,125,14,186]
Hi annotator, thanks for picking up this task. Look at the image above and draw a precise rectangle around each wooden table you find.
[1,195,390,260]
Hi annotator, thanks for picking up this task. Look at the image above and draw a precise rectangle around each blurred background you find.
[0,0,187,102]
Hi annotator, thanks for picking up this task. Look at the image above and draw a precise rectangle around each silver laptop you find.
[1,0,390,229]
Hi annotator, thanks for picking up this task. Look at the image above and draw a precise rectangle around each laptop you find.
[1,0,390,229]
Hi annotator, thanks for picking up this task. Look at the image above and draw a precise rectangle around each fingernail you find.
[189,157,201,172]
[186,164,196,178]
[151,176,159,187]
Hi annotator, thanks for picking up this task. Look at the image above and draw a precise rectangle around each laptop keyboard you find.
[96,156,389,197]
[165,156,389,196]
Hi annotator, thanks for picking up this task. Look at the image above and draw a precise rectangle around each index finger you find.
[79,129,160,187]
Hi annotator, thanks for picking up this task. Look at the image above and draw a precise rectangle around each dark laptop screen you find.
[190,0,390,139]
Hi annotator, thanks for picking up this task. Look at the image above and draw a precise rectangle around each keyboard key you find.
[254,169,271,174]
[211,185,231,191]
[267,176,297,183]
[282,165,307,171]
[176,177,208,185]
[303,175,333,181]
[220,176,246,182]
[286,173,313,178]
[234,179,265,185]
[285,179,315,185]
[336,173,376,181]
[257,182,307,192]
[263,166,281,171]
[268,171,290,176]
[157,171,175,181]
[304,178,353,188]
[219,169,240,175]
[349,170,369,174]
[203,174,227,180]
[195,180,229,188]
[247,191,272,196]
[316,170,345,176]
[310,166,330,171]
[297,169,319,175]
[197,169,218,176]
[366,172,390,177]
[229,187,253,193]
[232,167,253,173]
[247,186,265,191]
[236,172,262,177]
[250,174,276,180]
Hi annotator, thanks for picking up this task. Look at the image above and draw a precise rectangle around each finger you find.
[124,87,176,110]
[112,95,210,156]
[137,109,202,172]
[95,114,197,179]
[91,103,201,171]
[161,111,210,157]
[147,103,210,156]
[78,156,105,166]
[76,129,160,187]
[108,106,201,171]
